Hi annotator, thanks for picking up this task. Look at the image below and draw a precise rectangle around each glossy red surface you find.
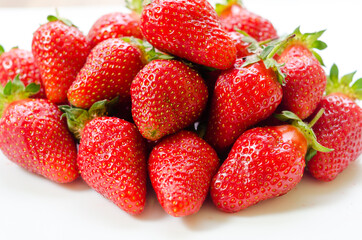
[219,3,278,42]
[32,20,90,104]
[308,93,362,181]
[140,0,236,69]
[278,44,326,119]
[87,12,143,49]
[149,130,219,217]
[211,125,307,213]
[67,38,144,109]
[78,117,147,215]
[205,58,283,153]
[131,59,208,141]
[0,99,78,183]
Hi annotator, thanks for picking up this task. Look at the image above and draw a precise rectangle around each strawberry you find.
[60,100,147,214]
[0,77,78,183]
[67,38,144,109]
[87,0,144,48]
[306,64,362,181]
[0,45,45,98]
[203,37,292,154]
[277,27,327,119]
[228,31,253,58]
[140,0,237,70]
[211,111,331,212]
[131,59,208,141]
[149,130,219,217]
[215,0,278,42]
[32,14,90,104]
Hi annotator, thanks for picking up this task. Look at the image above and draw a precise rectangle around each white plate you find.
[1,1,361,239]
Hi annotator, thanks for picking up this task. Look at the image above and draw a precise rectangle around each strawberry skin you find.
[218,2,278,42]
[32,20,90,104]
[77,117,147,215]
[87,12,143,49]
[67,38,144,109]
[278,44,326,119]
[131,59,208,141]
[0,99,78,183]
[140,0,236,70]
[211,125,307,213]
[0,48,45,98]
[204,58,283,153]
[307,93,362,181]
[149,130,219,217]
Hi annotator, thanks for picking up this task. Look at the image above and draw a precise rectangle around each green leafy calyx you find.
[274,110,333,158]
[47,9,77,28]
[242,34,295,85]
[122,37,174,63]
[0,75,40,118]
[59,97,119,140]
[326,64,362,100]
[285,27,327,66]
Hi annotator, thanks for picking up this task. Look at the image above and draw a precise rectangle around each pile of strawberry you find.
[1,0,361,217]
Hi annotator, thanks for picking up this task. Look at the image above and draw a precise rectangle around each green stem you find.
[266,34,295,59]
[55,8,60,18]
[308,108,325,128]
[258,37,278,47]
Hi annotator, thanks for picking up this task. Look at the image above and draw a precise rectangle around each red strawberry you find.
[131,59,208,141]
[0,77,78,183]
[87,11,143,49]
[67,38,144,109]
[228,31,253,58]
[61,100,148,215]
[32,14,90,104]
[277,27,327,119]
[149,130,219,217]
[140,0,236,70]
[0,45,45,98]
[307,64,362,181]
[216,0,278,42]
[204,37,289,153]
[211,111,331,212]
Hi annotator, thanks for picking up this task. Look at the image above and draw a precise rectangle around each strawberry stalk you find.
[326,64,362,101]
[59,97,119,140]
[0,75,40,118]
[275,110,333,161]
[235,28,278,54]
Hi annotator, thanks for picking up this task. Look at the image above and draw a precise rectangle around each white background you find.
[1,1,362,239]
